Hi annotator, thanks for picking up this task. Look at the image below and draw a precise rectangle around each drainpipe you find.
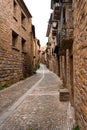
[60,1,65,83]
[56,0,61,77]
[56,32,60,77]
[60,2,64,82]
[57,53,60,76]
[64,51,66,86]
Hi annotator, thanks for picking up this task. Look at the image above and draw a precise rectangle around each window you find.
[21,12,26,27]
[14,0,17,9]
[13,0,18,21]
[22,38,26,52]
[63,8,66,24]
[69,10,73,21]
[12,31,18,47]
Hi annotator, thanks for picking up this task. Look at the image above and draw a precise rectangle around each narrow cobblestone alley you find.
[0,64,69,130]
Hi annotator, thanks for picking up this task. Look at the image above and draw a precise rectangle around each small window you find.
[69,10,73,21]
[21,12,26,26]
[13,0,18,20]
[22,38,26,52]
[63,8,66,23]
[14,0,17,7]
[12,31,18,47]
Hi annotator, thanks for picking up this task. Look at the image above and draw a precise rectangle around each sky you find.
[23,0,52,46]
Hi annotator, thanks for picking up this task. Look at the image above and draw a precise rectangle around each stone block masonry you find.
[47,0,87,129]
[73,0,87,129]
[0,46,23,86]
[0,0,34,86]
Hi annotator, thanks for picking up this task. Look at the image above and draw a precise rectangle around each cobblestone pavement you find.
[0,64,69,130]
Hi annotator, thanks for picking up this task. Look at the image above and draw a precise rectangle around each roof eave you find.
[17,0,32,18]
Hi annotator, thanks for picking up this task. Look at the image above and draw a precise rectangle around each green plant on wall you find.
[73,125,80,130]
[33,63,40,74]
[0,86,4,91]
[28,128,33,130]
[60,83,65,89]
[21,77,26,80]
[3,84,10,88]
[35,63,40,70]
[0,83,11,91]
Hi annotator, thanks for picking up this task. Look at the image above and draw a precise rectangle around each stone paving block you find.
[0,65,69,130]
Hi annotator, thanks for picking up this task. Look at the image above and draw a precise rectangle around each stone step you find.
[59,88,69,101]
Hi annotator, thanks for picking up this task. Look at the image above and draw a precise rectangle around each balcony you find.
[51,0,72,9]
[52,3,60,21]
[62,0,72,3]
[52,28,57,36]
[51,0,60,9]
[61,27,73,49]
[54,45,66,56]
[58,48,66,56]
[54,3,60,11]
[52,20,58,37]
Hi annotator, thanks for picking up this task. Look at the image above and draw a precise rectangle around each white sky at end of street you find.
[23,0,52,47]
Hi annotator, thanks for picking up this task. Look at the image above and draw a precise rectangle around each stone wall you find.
[52,57,58,75]
[0,0,34,86]
[49,0,87,129]
[73,0,87,129]
[0,46,23,86]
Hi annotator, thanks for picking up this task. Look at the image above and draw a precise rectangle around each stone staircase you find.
[59,88,69,101]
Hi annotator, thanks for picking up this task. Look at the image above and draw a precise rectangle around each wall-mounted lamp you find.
[52,21,58,29]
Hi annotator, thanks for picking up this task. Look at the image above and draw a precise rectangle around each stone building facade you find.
[40,46,47,64]
[0,0,35,86]
[33,39,40,67]
[46,14,58,75]
[47,0,87,129]
[73,0,87,129]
